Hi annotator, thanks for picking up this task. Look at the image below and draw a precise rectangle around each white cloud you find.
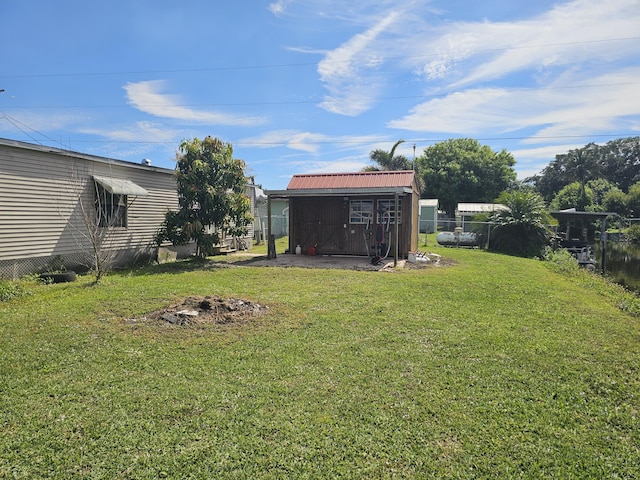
[388,67,640,143]
[299,157,370,174]
[239,130,328,153]
[288,0,639,121]
[239,129,383,155]
[317,10,401,115]
[0,111,86,135]
[124,80,266,127]
[411,0,640,88]
[510,143,585,178]
[79,121,178,143]
[268,0,293,16]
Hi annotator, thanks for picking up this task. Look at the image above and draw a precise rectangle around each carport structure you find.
[550,209,616,274]
[266,171,420,266]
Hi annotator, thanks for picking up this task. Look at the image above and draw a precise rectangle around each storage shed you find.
[267,170,420,261]
[419,199,439,233]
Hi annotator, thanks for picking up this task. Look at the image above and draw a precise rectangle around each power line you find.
[0,113,72,149]
[1,36,638,80]
[6,132,632,147]
[4,81,639,110]
[2,108,634,148]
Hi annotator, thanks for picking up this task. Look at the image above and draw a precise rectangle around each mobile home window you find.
[377,199,402,224]
[95,183,127,228]
[349,199,373,224]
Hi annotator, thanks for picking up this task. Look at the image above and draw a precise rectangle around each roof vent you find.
[141,158,151,166]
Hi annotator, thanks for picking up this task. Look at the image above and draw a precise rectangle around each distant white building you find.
[456,203,508,231]
[419,199,439,233]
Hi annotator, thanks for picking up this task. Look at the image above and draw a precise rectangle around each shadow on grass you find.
[120,255,274,277]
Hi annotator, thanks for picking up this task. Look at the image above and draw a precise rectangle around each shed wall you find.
[288,194,415,257]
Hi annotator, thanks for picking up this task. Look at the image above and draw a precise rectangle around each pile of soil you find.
[144,295,268,326]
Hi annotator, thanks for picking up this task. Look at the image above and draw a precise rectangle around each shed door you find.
[291,197,349,254]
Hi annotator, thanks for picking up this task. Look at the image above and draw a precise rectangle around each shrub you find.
[542,247,580,275]
[0,279,32,302]
[627,224,640,244]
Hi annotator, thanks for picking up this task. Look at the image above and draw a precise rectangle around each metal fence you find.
[255,215,289,243]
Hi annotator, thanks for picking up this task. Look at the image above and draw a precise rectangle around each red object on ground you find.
[307,246,316,256]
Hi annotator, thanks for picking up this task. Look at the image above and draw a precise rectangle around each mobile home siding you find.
[0,141,180,278]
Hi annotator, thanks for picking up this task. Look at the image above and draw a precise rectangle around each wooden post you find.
[267,195,276,259]
[601,217,608,274]
[268,234,276,259]
[394,193,399,267]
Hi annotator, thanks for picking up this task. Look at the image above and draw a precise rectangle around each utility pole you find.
[412,144,416,170]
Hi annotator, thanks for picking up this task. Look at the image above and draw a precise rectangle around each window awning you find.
[93,176,149,196]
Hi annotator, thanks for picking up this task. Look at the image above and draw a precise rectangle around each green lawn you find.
[1,243,639,478]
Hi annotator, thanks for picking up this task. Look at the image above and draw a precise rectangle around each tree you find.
[586,178,617,206]
[530,157,569,203]
[364,139,424,193]
[489,190,553,257]
[364,139,412,171]
[60,166,119,284]
[627,181,640,218]
[602,188,629,216]
[156,136,252,257]
[549,182,595,211]
[534,137,640,202]
[600,136,640,192]
[565,144,601,202]
[416,138,516,218]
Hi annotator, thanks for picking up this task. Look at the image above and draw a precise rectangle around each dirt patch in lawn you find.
[139,295,269,327]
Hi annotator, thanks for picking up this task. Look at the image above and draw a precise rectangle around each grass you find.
[250,235,289,256]
[1,239,639,478]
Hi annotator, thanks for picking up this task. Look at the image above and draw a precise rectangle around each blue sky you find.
[1,0,639,190]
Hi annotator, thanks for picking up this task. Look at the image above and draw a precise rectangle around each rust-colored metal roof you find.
[287,170,415,190]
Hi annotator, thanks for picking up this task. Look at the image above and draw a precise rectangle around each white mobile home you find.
[0,138,188,279]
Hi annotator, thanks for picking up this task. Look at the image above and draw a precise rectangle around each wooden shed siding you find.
[0,143,179,273]
[411,192,419,251]
[288,194,415,257]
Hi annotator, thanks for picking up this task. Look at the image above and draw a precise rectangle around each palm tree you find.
[565,144,601,209]
[364,140,424,193]
[489,191,553,257]
[365,139,411,171]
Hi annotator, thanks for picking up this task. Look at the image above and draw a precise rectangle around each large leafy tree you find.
[603,188,629,216]
[489,190,554,257]
[157,136,252,257]
[534,137,640,202]
[549,182,595,211]
[416,138,516,218]
[600,137,640,192]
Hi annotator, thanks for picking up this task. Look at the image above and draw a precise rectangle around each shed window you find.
[349,200,373,224]
[377,199,402,224]
[94,183,127,228]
